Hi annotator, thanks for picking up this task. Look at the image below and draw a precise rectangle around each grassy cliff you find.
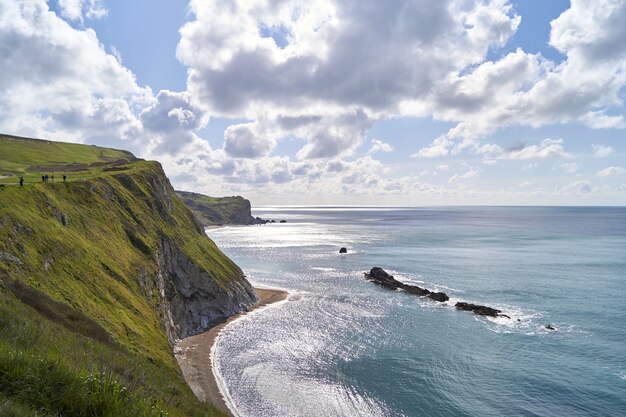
[175,191,257,226]
[0,135,255,416]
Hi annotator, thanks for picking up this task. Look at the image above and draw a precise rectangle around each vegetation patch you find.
[0,136,240,416]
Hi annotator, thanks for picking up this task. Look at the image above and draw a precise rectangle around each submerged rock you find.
[339,247,348,253]
[364,267,449,302]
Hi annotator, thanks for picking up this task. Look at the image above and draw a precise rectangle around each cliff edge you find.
[0,135,256,416]
[176,191,266,226]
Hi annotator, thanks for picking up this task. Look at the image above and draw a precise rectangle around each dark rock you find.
[280,220,287,223]
[428,292,450,302]
[12,223,33,236]
[364,267,448,302]
[270,220,276,223]
[339,247,348,253]
[545,324,556,331]
[399,283,430,296]
[455,302,503,318]
[253,216,270,225]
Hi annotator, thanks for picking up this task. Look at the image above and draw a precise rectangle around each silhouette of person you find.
[19,176,24,187]
[41,175,45,182]
[51,175,54,182]
[63,175,67,182]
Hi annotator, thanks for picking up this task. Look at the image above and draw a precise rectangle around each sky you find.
[1,0,625,205]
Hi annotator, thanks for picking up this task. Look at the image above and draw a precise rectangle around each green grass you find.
[0,134,136,185]
[0,135,241,416]
[0,281,224,417]
[176,191,251,225]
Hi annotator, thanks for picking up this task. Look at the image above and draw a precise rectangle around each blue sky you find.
[1,0,625,204]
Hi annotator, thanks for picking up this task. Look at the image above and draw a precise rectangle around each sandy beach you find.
[174,288,288,416]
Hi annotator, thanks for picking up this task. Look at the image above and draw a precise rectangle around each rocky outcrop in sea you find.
[364,267,510,319]
[364,267,449,302]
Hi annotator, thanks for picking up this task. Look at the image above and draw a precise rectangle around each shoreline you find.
[174,287,288,416]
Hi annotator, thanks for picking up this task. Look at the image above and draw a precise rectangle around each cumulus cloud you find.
[597,166,625,177]
[415,0,626,157]
[140,90,208,154]
[559,181,593,194]
[178,0,522,159]
[0,0,150,151]
[367,139,394,154]
[592,144,615,157]
[223,122,277,158]
[472,138,573,160]
[58,0,108,23]
[2,0,626,204]
[449,168,480,183]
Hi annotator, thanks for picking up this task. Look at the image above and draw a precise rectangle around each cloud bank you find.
[0,0,625,204]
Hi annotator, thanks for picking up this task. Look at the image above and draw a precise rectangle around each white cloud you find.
[223,122,277,159]
[449,168,479,183]
[522,163,538,171]
[592,144,615,157]
[0,0,151,151]
[3,0,626,205]
[559,181,593,194]
[597,166,626,177]
[475,138,572,160]
[412,136,453,158]
[580,111,626,129]
[554,162,580,174]
[58,0,107,23]
[415,0,626,157]
[178,0,521,159]
[367,139,394,154]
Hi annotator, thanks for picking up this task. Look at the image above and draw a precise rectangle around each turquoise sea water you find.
[209,207,626,417]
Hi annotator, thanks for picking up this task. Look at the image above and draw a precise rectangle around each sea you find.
[208,206,626,417]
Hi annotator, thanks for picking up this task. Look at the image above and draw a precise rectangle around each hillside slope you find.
[0,135,257,416]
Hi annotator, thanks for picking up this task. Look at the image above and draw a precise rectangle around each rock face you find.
[364,267,450,302]
[155,236,257,342]
[454,302,509,318]
[339,247,348,253]
[127,170,259,342]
